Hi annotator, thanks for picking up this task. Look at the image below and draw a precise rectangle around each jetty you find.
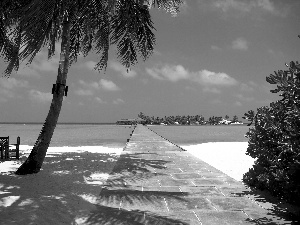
[98,125,299,224]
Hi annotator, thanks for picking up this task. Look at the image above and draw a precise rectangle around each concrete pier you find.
[98,125,299,224]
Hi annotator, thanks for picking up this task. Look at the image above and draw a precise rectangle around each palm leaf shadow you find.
[87,152,192,224]
[105,153,170,186]
[85,205,189,225]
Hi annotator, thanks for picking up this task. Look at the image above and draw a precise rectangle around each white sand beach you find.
[0,145,124,224]
[182,142,255,181]
[0,142,255,224]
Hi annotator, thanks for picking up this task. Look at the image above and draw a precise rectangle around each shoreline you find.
[0,145,124,174]
[1,142,255,181]
[181,142,254,181]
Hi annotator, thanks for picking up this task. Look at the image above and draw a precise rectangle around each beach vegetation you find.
[0,0,183,175]
[137,113,244,125]
[243,61,300,206]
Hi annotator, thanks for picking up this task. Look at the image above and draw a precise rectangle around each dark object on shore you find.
[0,136,20,160]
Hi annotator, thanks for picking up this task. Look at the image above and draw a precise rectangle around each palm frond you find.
[110,0,156,69]
[1,0,183,75]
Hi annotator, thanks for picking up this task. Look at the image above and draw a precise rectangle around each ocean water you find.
[149,125,251,145]
[0,123,251,148]
[0,124,134,147]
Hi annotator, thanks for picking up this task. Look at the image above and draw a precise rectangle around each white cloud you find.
[99,79,120,91]
[212,0,277,14]
[0,77,29,89]
[145,68,164,80]
[109,61,137,78]
[29,90,52,103]
[78,79,120,92]
[74,89,93,96]
[232,37,249,50]
[240,83,255,92]
[192,70,238,86]
[256,0,275,12]
[235,101,242,106]
[146,65,189,82]
[16,66,40,78]
[203,87,221,94]
[0,77,29,101]
[213,0,252,12]
[113,98,125,104]
[78,80,99,89]
[146,64,238,87]
[236,94,254,101]
[16,42,61,77]
[95,97,106,104]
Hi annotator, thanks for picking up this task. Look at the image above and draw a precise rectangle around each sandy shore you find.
[0,142,255,181]
[0,142,255,224]
[182,142,255,181]
[0,145,123,174]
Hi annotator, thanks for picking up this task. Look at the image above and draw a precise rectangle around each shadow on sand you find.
[0,151,192,224]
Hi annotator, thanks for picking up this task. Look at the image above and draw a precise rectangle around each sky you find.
[1,0,300,123]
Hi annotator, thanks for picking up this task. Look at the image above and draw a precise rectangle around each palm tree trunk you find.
[15,18,71,175]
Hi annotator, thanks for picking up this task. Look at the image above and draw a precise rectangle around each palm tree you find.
[0,0,182,175]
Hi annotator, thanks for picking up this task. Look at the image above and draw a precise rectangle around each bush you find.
[243,61,300,206]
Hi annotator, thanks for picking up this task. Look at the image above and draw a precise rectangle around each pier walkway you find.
[98,125,299,224]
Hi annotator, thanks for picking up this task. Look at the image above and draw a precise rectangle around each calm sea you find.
[149,125,251,145]
[0,124,134,147]
[0,124,251,147]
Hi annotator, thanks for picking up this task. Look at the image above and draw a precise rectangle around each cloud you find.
[145,68,164,80]
[146,65,189,82]
[16,66,40,78]
[99,79,120,91]
[74,89,93,96]
[78,80,99,89]
[0,78,29,101]
[78,79,120,92]
[240,82,255,92]
[29,90,52,103]
[109,61,137,78]
[192,70,238,86]
[146,64,238,86]
[211,45,222,51]
[212,0,276,14]
[235,101,242,106]
[84,61,97,71]
[16,42,61,77]
[232,37,249,50]
[113,98,125,104]
[203,87,221,94]
[0,77,29,89]
[236,93,254,101]
[178,0,189,14]
[95,97,106,104]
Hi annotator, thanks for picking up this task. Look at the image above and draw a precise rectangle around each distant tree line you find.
[137,112,241,125]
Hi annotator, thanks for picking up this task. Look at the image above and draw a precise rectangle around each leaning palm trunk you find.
[1,0,182,175]
[15,19,71,175]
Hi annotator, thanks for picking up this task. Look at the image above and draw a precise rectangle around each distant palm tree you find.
[0,0,182,175]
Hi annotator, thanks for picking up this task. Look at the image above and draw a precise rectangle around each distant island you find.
[116,112,244,125]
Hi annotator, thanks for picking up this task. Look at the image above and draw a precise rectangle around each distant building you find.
[219,119,232,125]
[116,118,146,125]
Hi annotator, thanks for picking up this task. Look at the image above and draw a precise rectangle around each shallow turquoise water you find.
[0,124,134,147]
[0,124,251,147]
[148,125,251,145]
